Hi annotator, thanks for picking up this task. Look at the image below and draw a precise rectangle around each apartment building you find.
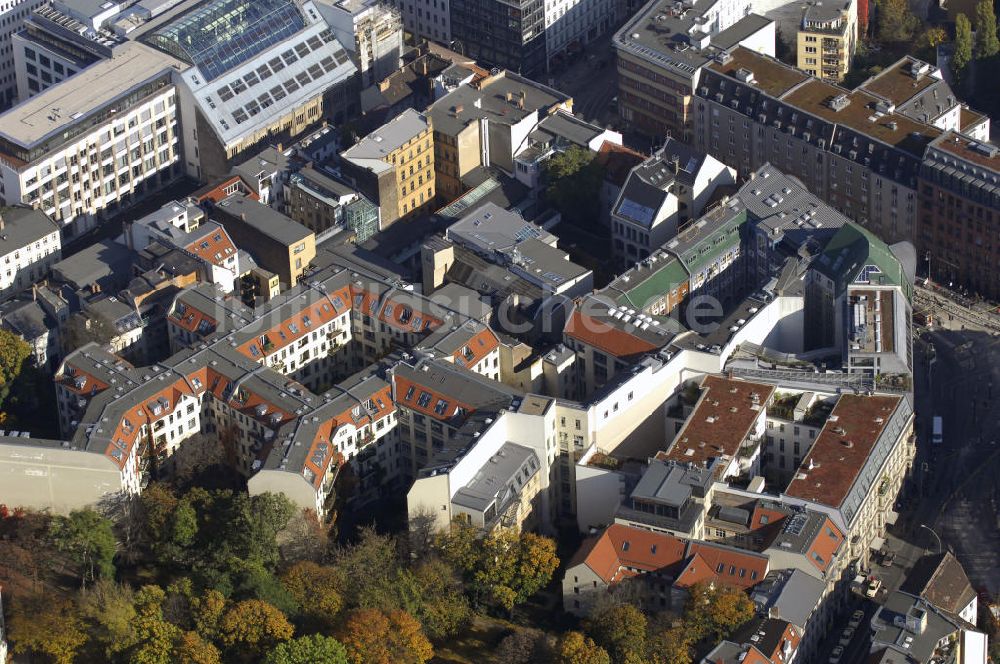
[917,132,1000,297]
[694,47,934,245]
[449,0,546,75]
[0,205,60,299]
[704,618,802,664]
[340,108,434,225]
[427,71,571,201]
[611,139,735,266]
[389,0,451,42]
[796,0,856,83]
[869,591,988,664]
[782,393,914,568]
[0,0,47,107]
[613,0,774,142]
[317,0,403,88]
[0,41,181,236]
[211,193,316,290]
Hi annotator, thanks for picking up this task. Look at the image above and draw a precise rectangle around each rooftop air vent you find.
[828,94,850,112]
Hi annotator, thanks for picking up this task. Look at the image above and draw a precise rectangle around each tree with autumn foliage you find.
[555,631,612,664]
[280,560,344,628]
[585,603,647,664]
[173,631,222,664]
[646,624,695,664]
[6,594,89,664]
[219,599,295,660]
[683,581,756,642]
[439,523,559,612]
[338,608,433,664]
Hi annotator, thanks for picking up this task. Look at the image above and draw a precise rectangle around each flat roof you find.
[709,47,809,99]
[784,393,902,508]
[662,375,774,468]
[214,193,312,245]
[0,41,181,148]
[780,79,939,150]
[857,57,941,108]
[930,131,1000,172]
[341,109,430,174]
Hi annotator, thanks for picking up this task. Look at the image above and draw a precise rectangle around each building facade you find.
[796,0,856,83]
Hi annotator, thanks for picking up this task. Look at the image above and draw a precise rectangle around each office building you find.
[0,41,181,236]
[0,0,47,107]
[285,166,381,242]
[613,0,774,141]
[917,132,1000,297]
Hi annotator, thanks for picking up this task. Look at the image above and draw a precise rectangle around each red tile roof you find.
[784,394,903,508]
[595,141,646,187]
[564,309,660,358]
[661,375,774,468]
[185,223,238,268]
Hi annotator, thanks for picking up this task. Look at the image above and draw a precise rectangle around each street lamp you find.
[919,523,942,554]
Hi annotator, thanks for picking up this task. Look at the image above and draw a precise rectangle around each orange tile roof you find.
[236,285,350,360]
[683,540,768,590]
[564,309,660,358]
[185,224,238,268]
[452,328,499,368]
[393,374,475,422]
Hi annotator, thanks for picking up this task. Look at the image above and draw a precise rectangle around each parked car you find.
[866,578,882,598]
[840,627,855,645]
[849,609,865,628]
[829,645,844,663]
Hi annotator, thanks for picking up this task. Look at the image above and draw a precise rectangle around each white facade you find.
[543,0,615,61]
[12,27,86,101]
[0,0,47,107]
[0,217,60,299]
[317,0,404,88]
[0,43,181,236]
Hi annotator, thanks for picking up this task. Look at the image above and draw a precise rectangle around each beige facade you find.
[796,1,856,83]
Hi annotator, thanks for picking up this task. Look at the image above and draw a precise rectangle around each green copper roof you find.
[613,257,690,309]
[815,222,911,300]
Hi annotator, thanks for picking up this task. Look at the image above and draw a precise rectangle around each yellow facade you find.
[389,121,435,219]
[796,3,856,82]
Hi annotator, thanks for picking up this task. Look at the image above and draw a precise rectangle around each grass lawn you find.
[431,615,521,664]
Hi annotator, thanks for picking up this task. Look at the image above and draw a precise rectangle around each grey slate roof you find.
[0,207,59,254]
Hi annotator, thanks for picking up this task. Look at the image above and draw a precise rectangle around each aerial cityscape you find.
[0,0,997,661]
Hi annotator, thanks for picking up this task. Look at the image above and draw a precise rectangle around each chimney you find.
[276,142,284,151]
[672,156,680,174]
[0,213,4,231]
[241,213,247,221]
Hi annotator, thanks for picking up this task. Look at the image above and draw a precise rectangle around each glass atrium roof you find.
[145,0,306,81]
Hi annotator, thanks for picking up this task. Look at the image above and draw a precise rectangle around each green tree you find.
[955,14,974,74]
[192,589,228,642]
[49,507,117,586]
[329,526,400,609]
[79,578,139,657]
[264,635,350,664]
[544,145,605,227]
[140,482,179,544]
[585,604,647,664]
[0,327,30,417]
[975,0,999,58]
[407,558,471,639]
[7,594,88,664]
[339,608,433,664]
[877,0,920,42]
[555,631,611,664]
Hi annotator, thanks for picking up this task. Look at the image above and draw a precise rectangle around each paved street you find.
[908,287,1000,599]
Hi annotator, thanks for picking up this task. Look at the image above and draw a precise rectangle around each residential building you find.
[702,617,802,664]
[796,0,856,83]
[285,165,381,242]
[211,193,316,289]
[317,0,403,88]
[542,0,616,67]
[562,522,769,615]
[391,0,451,42]
[658,375,774,480]
[427,70,571,201]
[0,41,181,236]
[613,0,775,142]
[693,46,934,245]
[899,552,979,626]
[0,296,59,368]
[340,108,435,225]
[869,591,988,664]
[594,141,645,226]
[0,205,60,299]
[750,568,830,662]
[0,0,47,107]
[613,458,718,539]
[610,139,735,266]
[917,132,1000,297]
[511,110,622,191]
[782,393,914,568]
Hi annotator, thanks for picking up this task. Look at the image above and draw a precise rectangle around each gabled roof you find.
[899,551,977,617]
[814,223,910,299]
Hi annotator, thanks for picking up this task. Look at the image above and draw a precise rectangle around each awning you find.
[885,510,899,525]
[870,536,886,551]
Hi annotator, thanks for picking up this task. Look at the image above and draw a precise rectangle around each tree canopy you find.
[544,146,606,227]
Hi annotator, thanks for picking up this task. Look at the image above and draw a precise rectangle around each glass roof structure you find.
[145,0,306,81]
